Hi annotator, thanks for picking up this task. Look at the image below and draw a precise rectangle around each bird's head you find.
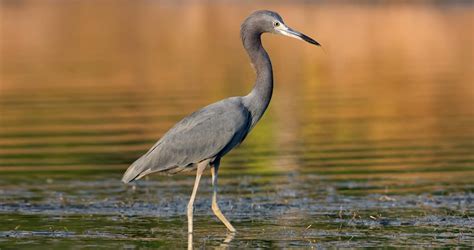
[241,10,320,46]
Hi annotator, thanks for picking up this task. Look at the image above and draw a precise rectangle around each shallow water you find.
[1,1,474,248]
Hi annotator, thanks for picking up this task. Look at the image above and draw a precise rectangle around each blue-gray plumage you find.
[122,10,320,234]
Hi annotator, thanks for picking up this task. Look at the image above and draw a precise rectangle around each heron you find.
[122,10,320,234]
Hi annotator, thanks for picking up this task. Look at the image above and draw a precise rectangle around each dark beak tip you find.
[285,27,321,47]
[299,33,320,47]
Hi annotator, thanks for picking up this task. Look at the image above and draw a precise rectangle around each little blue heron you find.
[122,10,320,234]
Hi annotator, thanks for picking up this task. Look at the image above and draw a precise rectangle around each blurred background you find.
[0,0,473,248]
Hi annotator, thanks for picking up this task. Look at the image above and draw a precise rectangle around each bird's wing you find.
[122,97,251,182]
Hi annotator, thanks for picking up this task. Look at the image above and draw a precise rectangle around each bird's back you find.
[122,97,252,183]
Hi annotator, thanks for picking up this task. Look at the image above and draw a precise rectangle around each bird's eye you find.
[274,21,280,27]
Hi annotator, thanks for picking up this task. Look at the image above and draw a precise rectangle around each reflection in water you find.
[0,0,473,248]
[220,232,235,249]
[188,231,234,250]
[188,233,192,250]
[188,231,234,249]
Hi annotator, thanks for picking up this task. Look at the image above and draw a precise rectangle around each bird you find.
[122,10,320,234]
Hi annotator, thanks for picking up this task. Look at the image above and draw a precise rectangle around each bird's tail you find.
[121,156,151,183]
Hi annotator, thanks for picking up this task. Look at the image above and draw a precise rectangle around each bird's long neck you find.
[241,29,273,128]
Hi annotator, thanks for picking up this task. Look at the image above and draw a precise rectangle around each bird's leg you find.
[187,161,207,234]
[211,161,236,232]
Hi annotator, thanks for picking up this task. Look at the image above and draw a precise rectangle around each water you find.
[1,1,473,248]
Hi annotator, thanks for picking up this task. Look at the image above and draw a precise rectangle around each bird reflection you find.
[187,232,235,249]
[188,233,193,250]
[219,232,235,248]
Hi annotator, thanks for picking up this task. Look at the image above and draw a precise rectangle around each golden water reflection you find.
[1,1,473,185]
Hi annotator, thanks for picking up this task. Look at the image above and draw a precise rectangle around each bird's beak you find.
[278,25,320,46]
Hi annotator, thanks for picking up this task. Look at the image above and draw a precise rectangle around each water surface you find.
[1,1,473,248]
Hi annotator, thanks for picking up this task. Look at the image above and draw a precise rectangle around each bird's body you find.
[122,10,319,234]
[122,97,252,180]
